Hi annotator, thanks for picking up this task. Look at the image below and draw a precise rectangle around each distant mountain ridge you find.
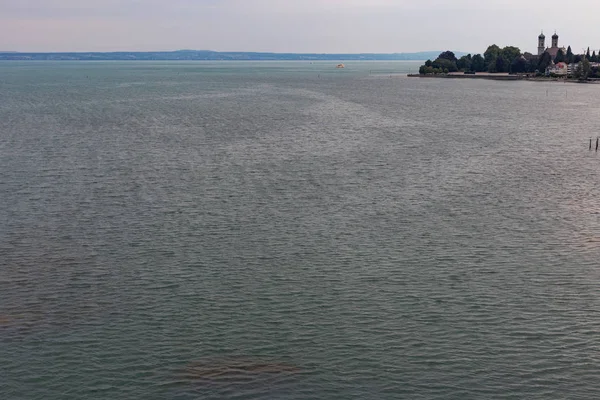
[0,50,465,61]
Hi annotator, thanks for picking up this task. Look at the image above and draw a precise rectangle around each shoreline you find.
[407,73,520,81]
[407,73,599,83]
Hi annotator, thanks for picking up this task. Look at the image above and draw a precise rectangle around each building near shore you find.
[548,62,568,75]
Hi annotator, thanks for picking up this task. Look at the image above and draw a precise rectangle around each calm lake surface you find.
[1,61,599,399]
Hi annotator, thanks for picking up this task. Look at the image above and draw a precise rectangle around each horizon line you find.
[0,49,468,55]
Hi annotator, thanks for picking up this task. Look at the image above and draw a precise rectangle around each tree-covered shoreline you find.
[419,45,600,79]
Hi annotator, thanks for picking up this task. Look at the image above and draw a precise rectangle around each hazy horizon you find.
[0,49,463,55]
[2,1,600,55]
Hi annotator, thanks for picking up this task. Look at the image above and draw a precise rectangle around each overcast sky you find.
[1,0,597,54]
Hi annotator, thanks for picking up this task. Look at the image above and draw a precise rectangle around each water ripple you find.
[1,61,599,399]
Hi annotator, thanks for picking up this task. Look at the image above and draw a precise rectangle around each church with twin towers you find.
[537,31,567,58]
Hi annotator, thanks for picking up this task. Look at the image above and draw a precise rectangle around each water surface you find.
[1,61,599,399]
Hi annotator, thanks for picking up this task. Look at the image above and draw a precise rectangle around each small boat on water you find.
[336,64,345,69]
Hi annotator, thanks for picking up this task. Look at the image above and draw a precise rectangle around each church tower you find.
[552,32,559,48]
[538,31,546,55]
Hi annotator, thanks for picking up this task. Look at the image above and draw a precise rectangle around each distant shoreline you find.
[0,50,466,62]
[408,73,520,81]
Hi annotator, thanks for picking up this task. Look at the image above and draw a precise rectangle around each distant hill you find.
[0,50,465,61]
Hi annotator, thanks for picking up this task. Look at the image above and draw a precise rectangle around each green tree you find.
[526,56,539,73]
[501,46,521,64]
[470,54,485,72]
[432,57,458,72]
[586,47,591,59]
[438,51,458,62]
[495,56,507,73]
[537,51,552,72]
[511,56,527,73]
[573,60,591,79]
[566,46,574,63]
[574,54,583,63]
[582,59,591,79]
[425,59,433,67]
[484,45,501,69]
[456,54,472,71]
[554,49,565,63]
[592,51,598,62]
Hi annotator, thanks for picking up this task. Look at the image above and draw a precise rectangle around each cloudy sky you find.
[1,0,597,54]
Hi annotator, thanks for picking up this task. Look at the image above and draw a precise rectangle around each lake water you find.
[1,61,599,399]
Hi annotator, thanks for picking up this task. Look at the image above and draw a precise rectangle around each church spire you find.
[538,31,546,56]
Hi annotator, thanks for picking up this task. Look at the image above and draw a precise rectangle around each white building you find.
[548,62,568,75]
